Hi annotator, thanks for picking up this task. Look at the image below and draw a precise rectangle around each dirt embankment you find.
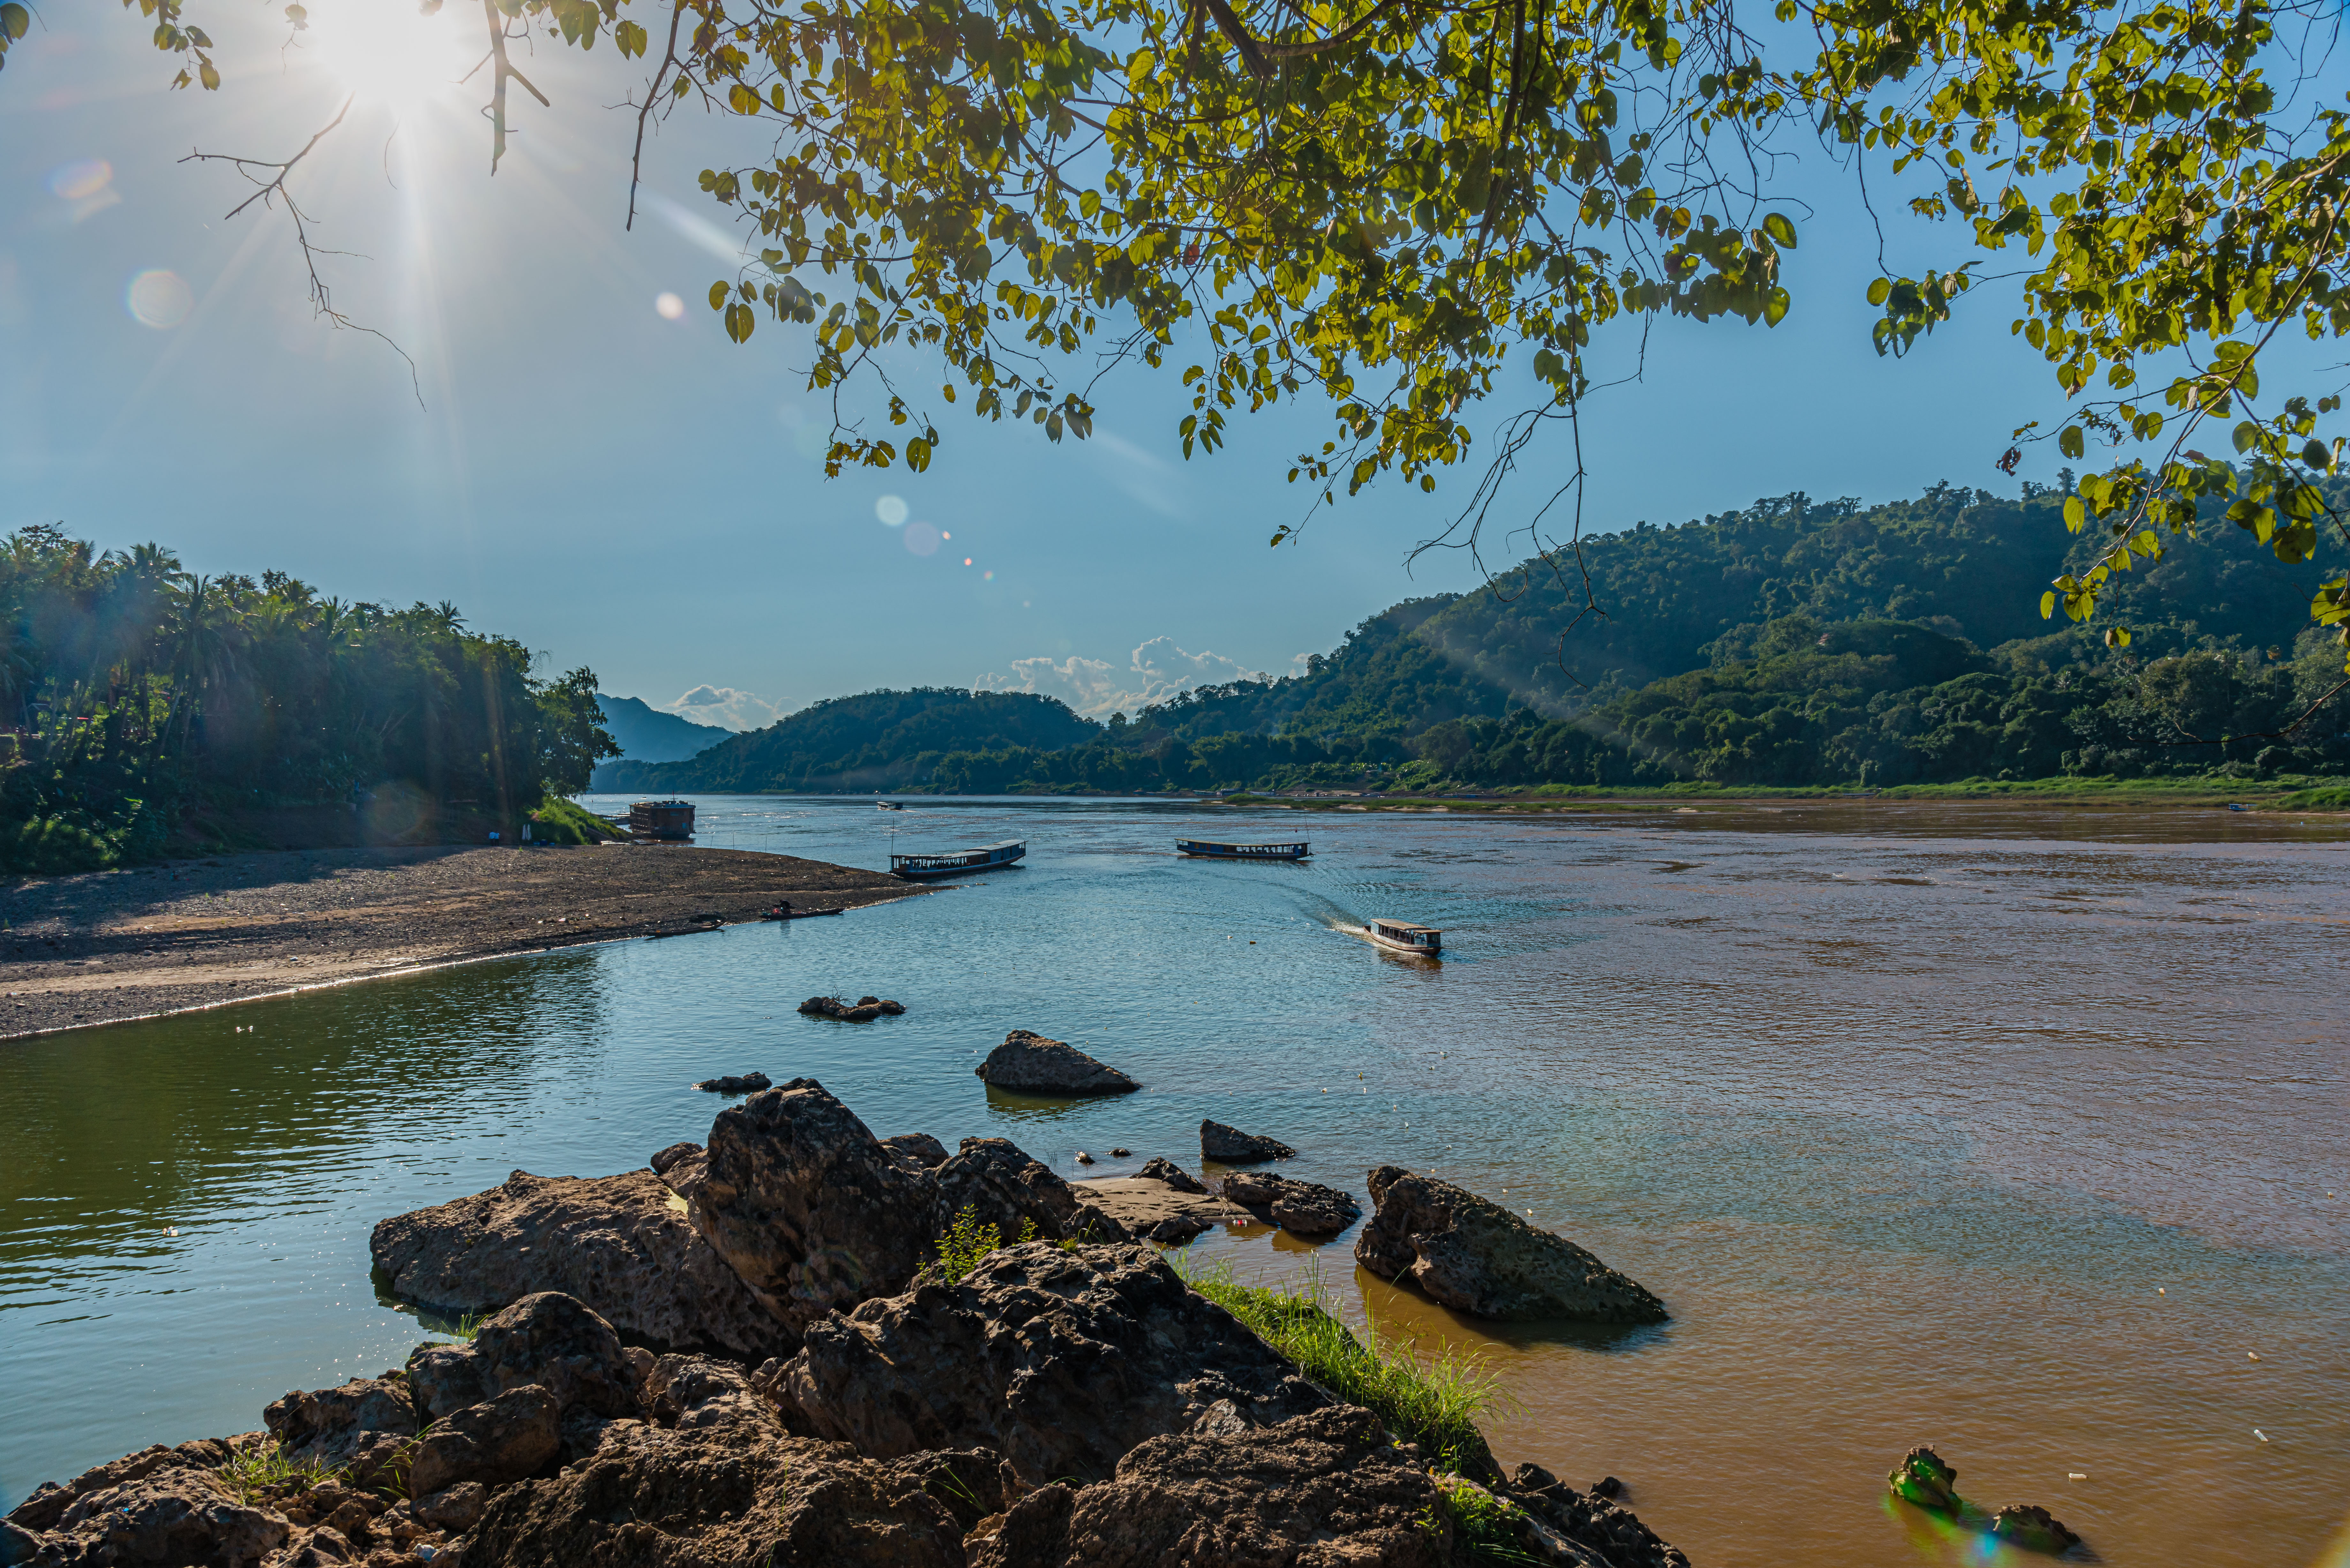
[0,845,920,1039]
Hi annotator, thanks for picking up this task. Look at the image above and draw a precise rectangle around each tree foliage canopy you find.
[38,0,2350,666]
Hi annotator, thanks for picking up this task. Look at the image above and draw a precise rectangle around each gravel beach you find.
[0,844,920,1038]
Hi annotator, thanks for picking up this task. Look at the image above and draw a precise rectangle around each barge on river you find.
[1177,839,1310,860]
[1363,918,1441,958]
[628,799,696,840]
[890,840,1026,880]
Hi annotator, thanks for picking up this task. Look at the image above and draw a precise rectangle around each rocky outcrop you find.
[1991,1504,2081,1555]
[778,1242,1333,1487]
[405,1293,646,1424]
[1219,1170,1363,1236]
[407,1386,562,1499]
[974,1030,1138,1095]
[799,995,905,1021]
[1071,1176,1246,1245]
[1886,1446,1960,1511]
[261,1377,419,1485]
[1356,1166,1667,1323]
[881,1133,950,1171]
[1199,1119,1295,1163]
[691,1081,1124,1341]
[1,1443,287,1568]
[694,1072,771,1094]
[1508,1462,1693,1568]
[460,1352,1003,1568]
[1136,1157,1207,1194]
[647,1142,699,1175]
[968,1407,1458,1568]
[369,1168,792,1360]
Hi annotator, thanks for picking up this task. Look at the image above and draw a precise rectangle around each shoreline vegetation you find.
[0,845,917,1041]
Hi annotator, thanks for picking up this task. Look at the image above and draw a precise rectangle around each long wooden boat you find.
[1177,839,1310,860]
[1363,918,1441,957]
[891,840,1026,880]
[628,799,695,840]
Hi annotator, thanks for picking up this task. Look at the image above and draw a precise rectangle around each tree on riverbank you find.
[1,526,618,873]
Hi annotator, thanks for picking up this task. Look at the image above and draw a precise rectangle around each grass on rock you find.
[1175,1257,1504,1474]
[216,1442,343,1505]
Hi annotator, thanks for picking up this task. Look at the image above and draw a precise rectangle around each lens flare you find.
[126,271,193,329]
[904,521,941,556]
[655,292,685,320]
[876,495,908,526]
[48,160,111,201]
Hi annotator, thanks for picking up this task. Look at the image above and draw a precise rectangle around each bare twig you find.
[180,95,424,408]
[627,0,689,231]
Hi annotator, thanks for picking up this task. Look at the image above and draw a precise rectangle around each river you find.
[3,796,2346,1567]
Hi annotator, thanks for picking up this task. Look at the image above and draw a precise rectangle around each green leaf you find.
[708,282,729,311]
[0,3,28,40]
[1762,213,1797,248]
[2062,497,2085,533]
[2039,590,2057,619]
[2059,426,2084,459]
[1866,277,1891,306]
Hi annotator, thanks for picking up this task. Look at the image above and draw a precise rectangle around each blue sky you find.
[3,0,2090,727]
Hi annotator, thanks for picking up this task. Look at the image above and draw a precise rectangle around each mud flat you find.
[0,845,917,1038]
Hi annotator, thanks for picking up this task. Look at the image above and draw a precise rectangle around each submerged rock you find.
[974,1030,1139,1095]
[798,996,904,1022]
[369,1168,791,1360]
[1355,1166,1666,1323]
[1990,1503,2082,1555]
[1887,1446,1961,1512]
[967,1407,1454,1568]
[777,1242,1331,1487]
[1219,1170,1362,1236]
[694,1072,772,1094]
[1199,1119,1295,1163]
[690,1081,1124,1341]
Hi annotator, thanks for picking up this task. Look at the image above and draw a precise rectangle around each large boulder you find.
[1199,1119,1295,1163]
[1886,1445,1960,1511]
[261,1377,419,1486]
[974,1030,1138,1095]
[1355,1167,1667,1323]
[1136,1157,1207,1195]
[689,1080,1121,1342]
[405,1293,645,1424]
[967,1407,1460,1568]
[1,1442,287,1568]
[776,1242,1332,1487]
[407,1386,562,1500]
[459,1351,1003,1568]
[369,1168,791,1360]
[1219,1170,1362,1236]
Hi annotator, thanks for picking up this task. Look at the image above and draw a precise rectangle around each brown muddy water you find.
[4,796,2346,1567]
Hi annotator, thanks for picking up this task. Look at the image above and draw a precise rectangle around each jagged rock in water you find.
[369,1168,792,1360]
[406,1386,561,1500]
[694,1073,772,1094]
[1219,1170,1363,1236]
[974,1030,1139,1095]
[4,1438,289,1568]
[690,1081,1122,1341]
[1136,1157,1208,1195]
[775,1241,1331,1487]
[1990,1504,2081,1555]
[966,1407,1461,1568]
[1887,1446,1961,1512]
[1506,1462,1693,1568]
[1355,1166,1667,1323]
[459,1350,1003,1568]
[404,1293,646,1425]
[262,1377,420,1486]
[1199,1119,1295,1164]
[798,996,902,1022]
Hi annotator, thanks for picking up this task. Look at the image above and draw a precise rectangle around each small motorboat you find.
[877,801,906,810]
[1177,839,1310,860]
[1362,918,1441,958]
[759,903,844,921]
[890,840,1026,880]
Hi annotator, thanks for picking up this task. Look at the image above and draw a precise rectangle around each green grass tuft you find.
[528,795,625,844]
[932,1205,1037,1283]
[2276,784,2350,811]
[1175,1257,1504,1475]
[216,1442,344,1505]
[1424,1474,1540,1563]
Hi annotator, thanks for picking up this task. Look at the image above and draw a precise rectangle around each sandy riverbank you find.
[0,844,920,1039]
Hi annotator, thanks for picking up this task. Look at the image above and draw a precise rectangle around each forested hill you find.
[594,689,1096,793]
[598,481,2349,796]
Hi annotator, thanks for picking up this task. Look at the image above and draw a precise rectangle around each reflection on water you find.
[4,796,2347,1568]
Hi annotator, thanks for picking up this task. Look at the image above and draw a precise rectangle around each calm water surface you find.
[4,797,2346,1568]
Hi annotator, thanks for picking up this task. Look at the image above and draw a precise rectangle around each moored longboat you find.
[889,839,1026,880]
[1176,839,1310,860]
[628,799,696,840]
[1362,918,1441,958]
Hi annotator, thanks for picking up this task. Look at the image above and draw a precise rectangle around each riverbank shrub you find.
[1176,1258,1503,1475]
[527,796,623,844]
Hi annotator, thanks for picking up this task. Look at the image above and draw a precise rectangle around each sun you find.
[308,0,471,110]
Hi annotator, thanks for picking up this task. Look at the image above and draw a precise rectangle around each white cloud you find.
[977,638,1260,717]
[666,685,784,730]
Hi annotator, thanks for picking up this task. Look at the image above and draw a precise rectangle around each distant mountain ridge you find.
[593,695,733,767]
